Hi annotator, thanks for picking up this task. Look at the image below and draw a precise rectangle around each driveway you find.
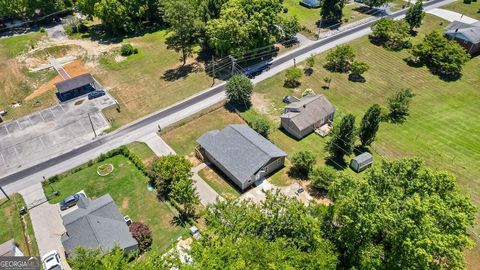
[191,163,223,206]
[427,8,478,23]
[139,133,175,156]
[0,93,116,178]
[240,180,312,205]
[19,183,70,269]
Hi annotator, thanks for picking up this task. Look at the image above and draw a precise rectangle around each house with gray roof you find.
[445,21,480,55]
[197,124,287,191]
[61,194,138,257]
[281,95,335,139]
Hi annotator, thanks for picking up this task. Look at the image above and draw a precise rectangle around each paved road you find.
[0,0,455,195]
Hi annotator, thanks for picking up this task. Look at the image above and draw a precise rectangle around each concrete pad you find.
[191,163,223,206]
[5,121,20,134]
[29,114,44,125]
[139,133,175,157]
[40,110,55,122]
[427,8,478,23]
[17,118,33,129]
[0,126,8,137]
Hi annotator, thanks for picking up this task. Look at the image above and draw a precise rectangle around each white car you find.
[42,250,63,270]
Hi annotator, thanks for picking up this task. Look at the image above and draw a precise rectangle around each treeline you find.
[0,0,72,20]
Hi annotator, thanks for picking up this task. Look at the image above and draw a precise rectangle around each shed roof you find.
[61,194,137,255]
[197,124,286,183]
[281,95,335,131]
[445,21,480,43]
[352,152,373,166]
[55,73,95,93]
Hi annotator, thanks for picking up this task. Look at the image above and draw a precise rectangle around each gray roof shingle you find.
[352,152,373,166]
[55,73,95,93]
[197,124,286,183]
[445,21,480,43]
[281,95,335,131]
[61,194,137,255]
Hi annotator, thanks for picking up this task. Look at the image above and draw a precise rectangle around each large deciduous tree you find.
[169,175,200,216]
[291,150,316,178]
[329,159,476,269]
[225,74,253,108]
[371,18,411,50]
[358,104,382,146]
[152,154,192,196]
[94,0,128,34]
[405,0,425,31]
[327,114,355,160]
[387,88,414,123]
[325,45,356,73]
[320,0,344,25]
[206,0,283,56]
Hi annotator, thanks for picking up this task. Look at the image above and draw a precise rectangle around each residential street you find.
[0,0,457,196]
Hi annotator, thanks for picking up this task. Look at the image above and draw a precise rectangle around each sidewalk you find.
[192,163,223,206]
[427,8,478,23]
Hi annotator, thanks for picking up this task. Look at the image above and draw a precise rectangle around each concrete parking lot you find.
[0,94,116,178]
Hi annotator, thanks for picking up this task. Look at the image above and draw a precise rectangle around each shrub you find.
[310,167,337,191]
[388,88,415,123]
[121,44,138,56]
[39,27,46,33]
[129,222,153,252]
[226,74,253,108]
[248,116,271,138]
[291,150,316,178]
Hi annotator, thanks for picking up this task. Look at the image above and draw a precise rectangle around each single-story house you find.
[0,239,23,257]
[55,73,97,102]
[350,152,373,173]
[445,21,480,55]
[61,194,138,257]
[281,95,335,140]
[197,124,287,191]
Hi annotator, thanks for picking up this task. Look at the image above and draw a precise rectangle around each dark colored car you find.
[59,193,85,211]
[88,90,106,100]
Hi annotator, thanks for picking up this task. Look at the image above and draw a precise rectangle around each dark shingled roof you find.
[281,95,335,131]
[445,21,480,43]
[55,73,95,93]
[197,125,286,184]
[61,194,137,255]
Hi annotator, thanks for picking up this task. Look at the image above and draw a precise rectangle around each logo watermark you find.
[0,257,40,270]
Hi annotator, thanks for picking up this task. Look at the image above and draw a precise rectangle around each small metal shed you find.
[350,152,373,173]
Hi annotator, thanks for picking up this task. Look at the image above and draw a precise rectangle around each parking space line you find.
[2,125,9,136]
[0,152,6,167]
[27,116,35,126]
[59,104,66,112]
[15,120,21,130]
[38,112,46,121]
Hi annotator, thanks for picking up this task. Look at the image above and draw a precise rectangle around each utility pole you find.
[293,58,296,67]
[0,186,9,200]
[212,55,215,86]
[229,55,236,75]
[88,113,97,138]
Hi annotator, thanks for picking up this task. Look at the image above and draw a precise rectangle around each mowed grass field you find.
[0,32,59,121]
[95,30,215,127]
[444,1,480,20]
[46,155,186,250]
[0,194,39,256]
[251,14,480,266]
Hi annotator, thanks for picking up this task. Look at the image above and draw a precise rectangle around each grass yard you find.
[249,14,480,266]
[444,0,480,20]
[0,194,39,256]
[95,30,215,127]
[198,166,241,199]
[127,141,157,165]
[0,32,60,121]
[283,1,373,39]
[46,155,186,250]
[162,107,245,156]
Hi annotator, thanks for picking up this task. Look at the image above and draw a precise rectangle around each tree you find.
[284,67,302,87]
[291,150,316,177]
[129,222,153,253]
[405,1,425,31]
[323,77,332,89]
[327,114,355,160]
[68,246,132,270]
[387,88,414,122]
[325,45,355,72]
[349,61,369,82]
[305,55,315,75]
[370,18,411,50]
[152,155,192,196]
[164,0,201,65]
[206,0,283,56]
[278,16,301,40]
[411,31,470,80]
[170,176,200,216]
[78,0,99,18]
[225,74,253,108]
[310,167,337,191]
[94,0,129,34]
[358,104,382,146]
[247,115,271,138]
[329,159,476,269]
[320,0,344,24]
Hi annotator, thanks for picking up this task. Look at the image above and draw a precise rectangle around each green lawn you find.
[162,107,245,156]
[198,167,241,199]
[127,142,157,164]
[46,155,186,250]
[249,14,480,265]
[0,194,39,256]
[444,0,480,20]
[0,32,44,57]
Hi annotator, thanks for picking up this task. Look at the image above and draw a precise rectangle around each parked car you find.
[59,193,85,211]
[88,90,106,100]
[42,250,63,270]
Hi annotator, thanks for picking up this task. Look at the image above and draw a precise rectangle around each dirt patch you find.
[25,60,90,101]
[251,93,271,114]
[121,197,129,209]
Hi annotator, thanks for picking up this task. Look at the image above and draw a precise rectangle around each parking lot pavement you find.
[0,94,116,178]
[19,183,71,270]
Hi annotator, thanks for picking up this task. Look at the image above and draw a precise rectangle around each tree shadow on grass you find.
[223,100,251,113]
[84,23,166,45]
[161,63,203,82]
[324,156,347,171]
